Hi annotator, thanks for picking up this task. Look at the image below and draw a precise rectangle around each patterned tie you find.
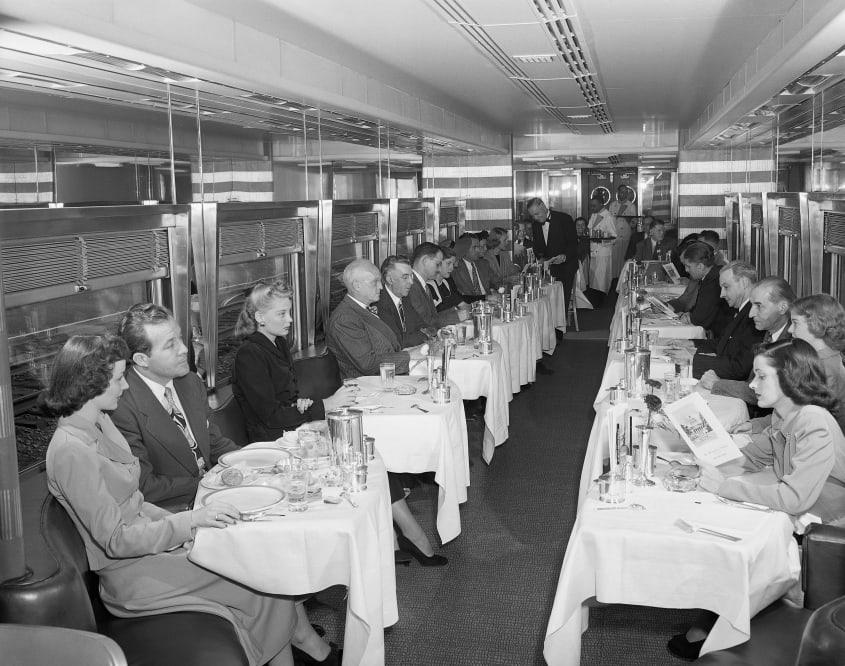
[397,300,406,331]
[163,386,205,472]
[367,304,379,316]
[470,262,483,294]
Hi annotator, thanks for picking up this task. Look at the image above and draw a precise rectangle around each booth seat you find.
[698,523,845,666]
[0,496,248,666]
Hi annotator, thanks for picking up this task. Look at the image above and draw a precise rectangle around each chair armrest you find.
[802,523,845,610]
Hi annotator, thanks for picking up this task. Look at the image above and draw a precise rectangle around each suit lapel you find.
[410,279,436,320]
[126,369,199,474]
[716,302,750,355]
[346,296,401,349]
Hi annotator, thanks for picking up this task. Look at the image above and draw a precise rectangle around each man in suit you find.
[376,255,427,347]
[410,242,467,327]
[690,261,763,379]
[112,303,238,511]
[327,258,411,380]
[701,277,796,404]
[671,242,730,337]
[451,233,493,298]
[634,218,676,261]
[527,197,579,310]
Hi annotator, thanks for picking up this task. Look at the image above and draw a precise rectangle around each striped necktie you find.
[470,262,483,294]
[164,386,205,471]
[397,300,406,331]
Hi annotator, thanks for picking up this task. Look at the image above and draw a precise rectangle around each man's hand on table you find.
[295,398,314,414]
[698,370,720,390]
[677,312,691,324]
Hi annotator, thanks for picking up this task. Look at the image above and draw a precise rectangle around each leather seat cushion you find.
[697,600,811,666]
[102,611,248,666]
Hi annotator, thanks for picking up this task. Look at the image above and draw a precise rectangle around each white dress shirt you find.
[135,370,199,445]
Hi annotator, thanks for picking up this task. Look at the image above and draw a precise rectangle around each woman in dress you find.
[427,245,464,312]
[232,281,325,442]
[44,334,296,666]
[669,339,845,660]
[234,282,447,568]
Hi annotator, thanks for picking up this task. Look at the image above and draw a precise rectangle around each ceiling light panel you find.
[511,54,556,63]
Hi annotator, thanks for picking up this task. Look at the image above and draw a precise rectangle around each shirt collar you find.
[348,295,370,310]
[737,298,749,312]
[463,258,474,270]
[386,287,402,307]
[412,269,428,290]
[770,321,789,342]
[135,369,174,402]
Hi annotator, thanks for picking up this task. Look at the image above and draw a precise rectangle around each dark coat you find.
[712,330,793,406]
[428,278,464,312]
[451,257,492,297]
[530,209,579,282]
[111,368,238,511]
[375,288,427,348]
[689,264,729,334]
[231,332,325,442]
[326,295,411,380]
[407,275,460,327]
[692,302,764,379]
[634,237,677,261]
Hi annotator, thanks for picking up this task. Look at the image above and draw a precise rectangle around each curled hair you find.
[43,335,129,417]
[439,244,456,260]
[791,294,845,351]
[681,241,715,267]
[411,242,443,266]
[379,255,411,281]
[756,339,838,411]
[234,280,293,339]
[118,303,173,356]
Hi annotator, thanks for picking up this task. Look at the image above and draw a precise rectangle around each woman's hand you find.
[191,501,240,529]
[296,398,313,414]
[730,421,752,434]
[698,370,719,390]
[697,463,726,494]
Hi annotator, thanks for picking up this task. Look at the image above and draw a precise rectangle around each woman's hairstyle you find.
[755,338,838,411]
[791,294,845,351]
[439,244,456,260]
[680,241,715,267]
[234,280,293,339]
[43,335,129,417]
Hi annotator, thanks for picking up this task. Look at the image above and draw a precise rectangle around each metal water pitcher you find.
[624,347,651,399]
[326,408,363,463]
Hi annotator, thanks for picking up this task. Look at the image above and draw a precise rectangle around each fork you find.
[675,518,741,542]
[410,403,429,413]
[341,491,359,508]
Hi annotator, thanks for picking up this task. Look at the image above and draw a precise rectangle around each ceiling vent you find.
[511,54,556,63]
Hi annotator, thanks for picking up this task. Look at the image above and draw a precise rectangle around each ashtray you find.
[395,385,417,396]
[662,470,698,493]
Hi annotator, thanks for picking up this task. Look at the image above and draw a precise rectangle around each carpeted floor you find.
[309,301,697,665]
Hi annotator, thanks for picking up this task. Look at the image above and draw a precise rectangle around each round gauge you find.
[590,186,611,206]
[616,184,637,204]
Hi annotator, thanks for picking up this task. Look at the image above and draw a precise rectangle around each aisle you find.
[308,312,694,664]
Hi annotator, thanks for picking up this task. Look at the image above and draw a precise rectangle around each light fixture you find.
[511,54,556,63]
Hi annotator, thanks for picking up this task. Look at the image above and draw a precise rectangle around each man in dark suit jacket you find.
[111,303,238,511]
[702,277,796,405]
[526,197,579,310]
[410,242,467,327]
[327,259,411,380]
[691,261,763,379]
[451,234,492,299]
[671,242,730,336]
[376,255,428,347]
[634,218,676,261]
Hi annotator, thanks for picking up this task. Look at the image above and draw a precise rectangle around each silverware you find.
[716,497,773,513]
[240,511,287,522]
[411,403,429,413]
[596,503,646,511]
[675,518,741,542]
[341,491,358,508]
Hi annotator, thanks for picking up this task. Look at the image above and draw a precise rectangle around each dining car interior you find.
[3,1,845,665]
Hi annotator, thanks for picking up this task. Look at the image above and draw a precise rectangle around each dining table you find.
[490,311,539,391]
[608,283,705,343]
[544,280,568,333]
[408,341,512,464]
[544,471,801,665]
[323,374,470,544]
[190,443,397,666]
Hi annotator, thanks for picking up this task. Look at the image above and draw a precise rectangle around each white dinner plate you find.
[201,485,285,514]
[200,467,259,490]
[218,448,290,470]
[275,432,300,449]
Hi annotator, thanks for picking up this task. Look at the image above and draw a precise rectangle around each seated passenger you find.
[326,259,410,380]
[703,277,795,403]
[232,281,326,441]
[111,303,238,512]
[670,339,845,661]
[451,233,491,298]
[698,229,727,266]
[376,255,428,347]
[427,244,464,312]
[634,218,675,262]
[483,227,521,289]
[669,242,729,336]
[691,261,763,380]
[409,242,466,325]
[43,334,296,666]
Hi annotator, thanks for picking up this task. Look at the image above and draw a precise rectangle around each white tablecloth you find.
[526,294,556,354]
[324,375,469,544]
[408,343,512,464]
[491,314,538,391]
[190,446,397,666]
[609,283,705,344]
[544,483,801,666]
[544,281,568,331]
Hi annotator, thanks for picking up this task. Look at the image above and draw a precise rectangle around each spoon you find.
[596,503,646,511]
[411,403,429,413]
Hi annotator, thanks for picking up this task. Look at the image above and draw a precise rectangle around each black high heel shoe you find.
[292,642,342,666]
[397,534,448,567]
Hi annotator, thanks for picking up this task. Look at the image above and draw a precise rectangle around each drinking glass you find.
[285,470,309,512]
[379,362,396,389]
[663,372,679,403]
[322,466,343,502]
[455,324,467,345]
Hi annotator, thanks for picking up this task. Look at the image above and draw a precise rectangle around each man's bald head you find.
[343,259,382,305]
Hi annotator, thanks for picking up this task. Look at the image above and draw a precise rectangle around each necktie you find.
[397,300,406,331]
[763,331,773,344]
[470,262,483,294]
[163,386,205,472]
[367,304,379,316]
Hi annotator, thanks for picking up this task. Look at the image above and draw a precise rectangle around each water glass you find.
[676,359,691,379]
[322,466,343,502]
[663,372,679,403]
[285,470,309,512]
[379,362,396,389]
[455,324,468,345]
[597,473,627,504]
